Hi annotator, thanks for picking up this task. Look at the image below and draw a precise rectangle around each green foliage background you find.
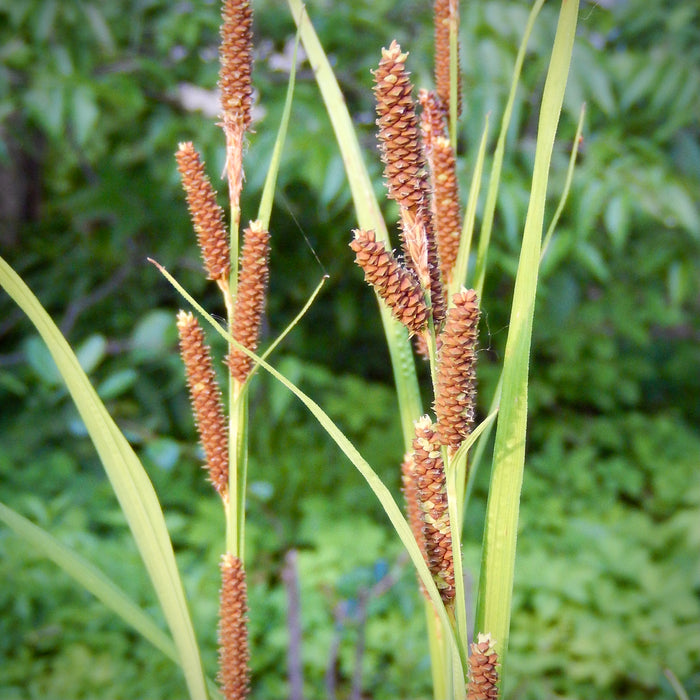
[1,0,699,698]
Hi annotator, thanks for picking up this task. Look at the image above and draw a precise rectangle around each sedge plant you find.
[0,1,583,699]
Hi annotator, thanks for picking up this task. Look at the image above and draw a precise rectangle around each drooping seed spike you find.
[401,452,430,599]
[176,142,230,281]
[420,90,462,284]
[219,0,253,132]
[373,41,446,327]
[177,311,229,497]
[467,633,499,700]
[411,415,455,603]
[226,221,270,383]
[218,553,250,700]
[435,288,480,453]
[350,229,429,336]
[434,0,462,119]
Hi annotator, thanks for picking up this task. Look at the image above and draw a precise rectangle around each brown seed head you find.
[227,221,270,383]
[435,288,480,453]
[219,0,253,132]
[350,229,429,336]
[412,415,455,603]
[218,553,250,700]
[176,142,230,281]
[401,451,430,599]
[434,0,462,118]
[373,42,446,327]
[431,135,461,284]
[467,632,499,700]
[177,311,229,497]
[420,90,461,284]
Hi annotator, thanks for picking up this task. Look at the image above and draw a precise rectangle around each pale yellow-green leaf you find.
[0,256,208,700]
[476,0,579,687]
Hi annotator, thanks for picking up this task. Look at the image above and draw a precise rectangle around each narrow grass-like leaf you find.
[451,114,489,296]
[476,0,579,685]
[541,102,586,259]
[0,256,208,700]
[287,0,422,448]
[473,0,546,299]
[152,264,465,682]
[0,500,177,662]
[0,501,225,700]
[257,29,301,229]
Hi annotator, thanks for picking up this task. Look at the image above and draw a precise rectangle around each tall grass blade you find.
[0,256,209,700]
[287,0,422,447]
[257,29,301,229]
[472,0,546,299]
[475,0,579,686]
[451,114,489,296]
[0,500,177,662]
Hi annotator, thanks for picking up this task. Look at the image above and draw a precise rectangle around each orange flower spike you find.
[175,142,230,282]
[227,221,270,383]
[177,311,229,498]
[218,553,251,700]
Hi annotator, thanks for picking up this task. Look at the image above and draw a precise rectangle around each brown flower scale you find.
[350,229,429,336]
[434,0,462,118]
[218,553,250,700]
[177,311,229,497]
[467,633,499,700]
[219,0,253,131]
[176,142,230,281]
[412,416,455,603]
[420,90,461,285]
[373,41,446,327]
[227,221,270,383]
[401,451,430,598]
[435,288,480,452]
